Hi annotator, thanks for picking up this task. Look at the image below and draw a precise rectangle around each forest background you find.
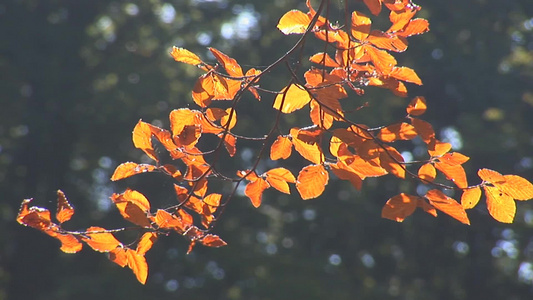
[1,0,532,299]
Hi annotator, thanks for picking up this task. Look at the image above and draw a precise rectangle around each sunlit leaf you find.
[367,30,408,52]
[378,122,417,142]
[265,168,296,194]
[348,155,388,178]
[461,187,482,209]
[17,199,52,231]
[154,209,188,233]
[296,164,329,200]
[406,96,427,116]
[277,10,311,34]
[290,127,324,164]
[203,193,222,212]
[45,229,83,253]
[397,18,430,37]
[126,249,148,284]
[351,11,371,41]
[56,190,74,224]
[425,189,470,225]
[496,175,533,200]
[418,163,436,182]
[434,161,468,189]
[411,118,435,143]
[427,140,452,157]
[192,74,215,107]
[363,44,397,74]
[201,234,228,248]
[438,152,470,166]
[390,66,422,85]
[221,108,237,130]
[136,232,158,256]
[309,52,340,68]
[387,6,418,32]
[484,185,516,223]
[379,145,405,179]
[208,47,243,77]
[111,162,156,181]
[329,160,363,190]
[109,247,128,267]
[132,120,158,162]
[111,189,152,227]
[245,178,270,208]
[477,168,506,184]
[170,47,207,70]
[82,226,122,252]
[363,0,382,16]
[271,135,292,160]
[381,193,419,222]
[273,84,312,114]
[169,108,201,137]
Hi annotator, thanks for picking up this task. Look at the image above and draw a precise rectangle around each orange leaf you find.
[201,234,228,248]
[381,193,420,222]
[290,127,324,164]
[277,10,311,35]
[477,168,506,184]
[109,247,128,267]
[439,152,470,166]
[111,162,156,181]
[417,200,438,217]
[170,47,206,69]
[363,44,397,75]
[154,209,188,233]
[351,11,371,41]
[348,155,388,178]
[169,108,201,137]
[221,133,237,157]
[329,161,363,190]
[203,193,222,213]
[411,118,435,143]
[379,145,405,179]
[82,226,122,252]
[388,7,418,32]
[192,74,215,107]
[271,135,292,160]
[418,163,436,182]
[406,96,427,116]
[273,84,312,114]
[427,140,452,157]
[425,189,470,225]
[378,122,417,142]
[484,185,516,223]
[221,108,237,130]
[245,178,270,208]
[397,19,430,37]
[126,249,148,284]
[309,52,341,68]
[44,229,83,254]
[434,161,468,189]
[366,30,408,52]
[56,190,74,224]
[296,164,329,200]
[390,66,422,85]
[111,189,152,227]
[461,187,482,209]
[496,175,533,200]
[132,120,158,162]
[265,168,296,194]
[17,199,52,230]
[363,0,382,16]
[136,232,158,256]
[209,47,243,77]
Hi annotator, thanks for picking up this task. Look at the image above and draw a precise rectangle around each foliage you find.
[16,0,533,285]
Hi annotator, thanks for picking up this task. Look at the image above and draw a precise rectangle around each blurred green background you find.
[1,0,532,299]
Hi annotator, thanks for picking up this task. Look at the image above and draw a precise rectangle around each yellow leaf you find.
[136,232,158,256]
[126,249,148,284]
[461,187,482,209]
[273,84,312,114]
[277,10,311,35]
[170,47,205,67]
[495,175,533,200]
[265,168,296,194]
[406,96,427,116]
[484,185,516,223]
[271,135,292,160]
[111,162,156,181]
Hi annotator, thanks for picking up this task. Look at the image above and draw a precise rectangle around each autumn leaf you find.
[438,152,470,166]
[389,66,422,85]
[290,127,324,164]
[111,162,156,181]
[271,135,292,160]
[296,164,329,200]
[329,160,363,190]
[136,232,158,256]
[209,47,243,77]
[425,189,470,225]
[273,83,312,114]
[265,168,296,194]
[496,175,533,200]
[201,234,228,248]
[154,209,188,233]
[381,193,420,222]
[363,0,382,16]
[484,185,516,223]
[411,118,435,143]
[461,187,482,209]
[109,247,128,267]
[56,190,74,224]
[111,189,152,228]
[406,96,427,116]
[170,47,208,71]
[434,161,468,189]
[277,10,311,34]
[427,140,452,157]
[82,226,122,252]
[378,122,417,142]
[245,177,270,208]
[126,249,149,284]
[418,163,436,182]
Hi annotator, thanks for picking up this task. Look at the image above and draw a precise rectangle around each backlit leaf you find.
[397,19,430,37]
[109,247,128,267]
[388,7,418,32]
[379,145,405,179]
[17,200,52,231]
[411,118,435,143]
[111,189,152,227]
[477,168,506,184]
[126,249,148,284]
[427,140,452,157]
[367,30,408,52]
[132,120,158,162]
[170,47,206,69]
[245,178,270,208]
[406,96,427,116]
[363,0,382,16]
[192,74,215,107]
[201,234,228,248]
[351,11,371,41]
[271,135,292,160]
[309,52,340,68]
[273,84,312,114]
[381,193,419,222]
[363,45,397,75]
[434,161,468,189]
[136,232,158,256]
[209,47,243,77]
[290,127,324,164]
[265,168,296,194]
[82,226,122,252]
[277,10,311,35]
[169,108,200,137]
[329,161,363,190]
[154,209,188,233]
[439,152,470,166]
[484,185,516,223]
[378,122,417,142]
[418,163,436,182]
[56,190,74,224]
[461,187,482,209]
[496,175,533,200]
[111,162,156,181]
[425,189,470,225]
[390,66,422,85]
[296,164,329,200]
[348,155,388,178]
[46,230,83,253]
